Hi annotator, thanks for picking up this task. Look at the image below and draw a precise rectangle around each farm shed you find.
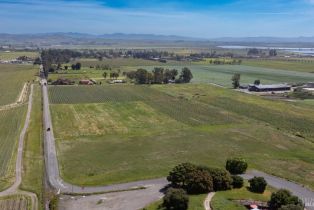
[248,84,291,92]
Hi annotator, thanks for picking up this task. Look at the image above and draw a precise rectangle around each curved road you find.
[42,78,314,210]
[0,85,38,210]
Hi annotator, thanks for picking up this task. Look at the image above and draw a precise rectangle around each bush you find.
[269,189,303,210]
[201,167,232,191]
[249,176,267,193]
[163,188,189,210]
[185,168,213,194]
[231,175,244,189]
[226,158,248,175]
[279,204,303,210]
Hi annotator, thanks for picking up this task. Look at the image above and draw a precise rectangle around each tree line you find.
[126,67,193,84]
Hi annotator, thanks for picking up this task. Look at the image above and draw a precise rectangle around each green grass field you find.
[143,194,207,210]
[0,106,27,190]
[0,64,37,106]
[243,59,314,73]
[0,51,38,60]
[48,84,314,189]
[211,182,272,210]
[21,85,44,209]
[140,64,314,87]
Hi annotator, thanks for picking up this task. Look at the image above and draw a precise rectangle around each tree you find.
[254,80,261,85]
[75,62,81,70]
[247,48,260,56]
[185,168,213,194]
[103,72,107,79]
[163,188,189,210]
[249,176,267,193]
[179,67,193,83]
[164,69,178,83]
[269,49,278,57]
[225,158,248,175]
[167,163,198,189]
[152,67,164,84]
[231,175,244,189]
[135,68,150,84]
[231,73,241,89]
[269,189,303,210]
[200,167,232,191]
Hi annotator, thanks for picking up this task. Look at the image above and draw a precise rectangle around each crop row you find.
[0,106,26,177]
[0,196,28,210]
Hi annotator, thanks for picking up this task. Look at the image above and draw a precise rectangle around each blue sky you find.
[0,0,314,38]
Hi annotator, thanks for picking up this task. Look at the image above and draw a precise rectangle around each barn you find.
[248,84,291,92]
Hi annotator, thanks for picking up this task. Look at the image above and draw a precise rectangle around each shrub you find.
[226,158,248,175]
[201,167,232,191]
[231,175,244,188]
[185,168,213,194]
[163,188,189,210]
[269,189,303,210]
[249,176,267,193]
[167,163,197,189]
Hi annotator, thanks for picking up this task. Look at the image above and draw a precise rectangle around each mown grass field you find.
[211,182,273,210]
[0,64,37,106]
[0,51,38,60]
[48,84,314,189]
[0,106,27,190]
[21,85,44,209]
[0,195,30,210]
[243,59,314,73]
[144,194,207,210]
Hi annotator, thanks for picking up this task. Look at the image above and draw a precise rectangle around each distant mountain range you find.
[1,33,314,48]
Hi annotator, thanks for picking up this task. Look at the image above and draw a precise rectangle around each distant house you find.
[302,82,314,91]
[248,84,291,92]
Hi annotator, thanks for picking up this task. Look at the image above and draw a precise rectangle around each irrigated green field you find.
[0,64,37,106]
[243,59,314,73]
[0,106,27,190]
[49,84,314,189]
[141,64,314,87]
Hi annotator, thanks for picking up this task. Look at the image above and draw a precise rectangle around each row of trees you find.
[161,158,303,210]
[126,67,193,84]
[247,48,278,57]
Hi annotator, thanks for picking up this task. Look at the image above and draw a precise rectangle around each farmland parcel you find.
[48,84,314,189]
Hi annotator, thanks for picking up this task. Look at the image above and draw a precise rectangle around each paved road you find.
[59,182,165,210]
[0,85,38,210]
[243,170,314,210]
